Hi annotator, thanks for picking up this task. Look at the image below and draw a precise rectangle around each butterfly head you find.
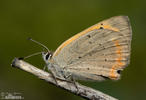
[27,38,53,64]
[42,51,53,64]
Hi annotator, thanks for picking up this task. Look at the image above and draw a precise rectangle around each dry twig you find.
[11,58,118,100]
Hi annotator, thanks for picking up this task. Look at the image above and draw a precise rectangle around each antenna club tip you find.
[27,37,32,40]
[18,57,24,60]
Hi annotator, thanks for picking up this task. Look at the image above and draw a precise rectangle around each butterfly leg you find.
[71,76,79,93]
[48,64,72,85]
[49,67,71,86]
[43,65,47,71]
[49,68,59,85]
[64,74,79,93]
[43,65,65,85]
[48,64,79,91]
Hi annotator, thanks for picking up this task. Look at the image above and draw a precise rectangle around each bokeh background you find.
[0,0,146,100]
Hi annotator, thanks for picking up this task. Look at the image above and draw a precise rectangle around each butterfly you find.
[39,16,132,81]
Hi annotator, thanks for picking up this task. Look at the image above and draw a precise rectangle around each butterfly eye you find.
[45,52,52,60]
[45,54,49,60]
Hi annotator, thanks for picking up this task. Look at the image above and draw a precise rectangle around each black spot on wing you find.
[88,41,92,44]
[94,74,110,80]
[99,43,102,46]
[100,75,110,79]
[78,56,82,59]
[117,70,122,74]
[100,27,104,29]
[87,35,91,38]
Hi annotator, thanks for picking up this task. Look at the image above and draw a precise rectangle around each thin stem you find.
[11,58,118,100]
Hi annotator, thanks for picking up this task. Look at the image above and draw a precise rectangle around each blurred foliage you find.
[0,0,146,100]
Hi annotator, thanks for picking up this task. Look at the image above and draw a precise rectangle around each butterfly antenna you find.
[28,37,49,52]
[18,52,42,60]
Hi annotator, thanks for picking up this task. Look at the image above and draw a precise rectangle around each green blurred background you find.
[0,0,146,100]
